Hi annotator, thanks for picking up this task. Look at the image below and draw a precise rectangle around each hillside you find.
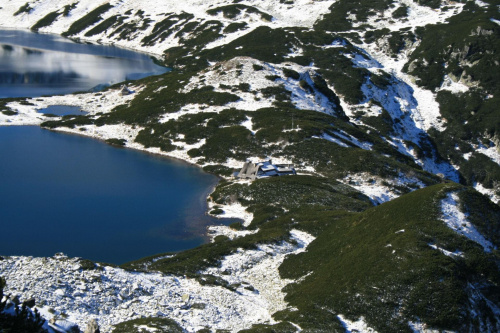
[0,0,499,332]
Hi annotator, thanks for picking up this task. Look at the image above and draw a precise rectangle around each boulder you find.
[23,297,36,308]
[84,319,100,333]
[11,295,20,305]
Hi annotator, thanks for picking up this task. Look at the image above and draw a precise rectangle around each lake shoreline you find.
[0,26,166,58]
[0,62,251,265]
[1,103,252,232]
[1,82,254,229]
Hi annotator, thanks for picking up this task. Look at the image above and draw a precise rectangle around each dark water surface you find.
[0,30,233,264]
[0,28,167,98]
[0,127,233,264]
[37,105,85,116]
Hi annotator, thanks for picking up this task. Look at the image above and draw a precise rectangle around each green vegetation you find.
[78,259,97,270]
[417,0,443,9]
[197,26,298,65]
[279,183,500,332]
[63,3,114,36]
[29,2,77,30]
[405,2,500,92]
[458,188,500,245]
[224,22,248,34]
[42,115,93,129]
[31,11,61,31]
[181,21,224,49]
[106,138,127,146]
[402,2,500,189]
[315,0,394,32]
[239,322,300,333]
[392,4,408,19]
[112,317,183,333]
[109,12,152,41]
[282,68,300,80]
[63,3,78,17]
[213,176,372,216]
[141,13,194,46]
[123,173,375,276]
[103,79,240,126]
[210,208,224,215]
[206,4,273,22]
[1,110,17,116]
[14,2,32,16]
[85,15,121,37]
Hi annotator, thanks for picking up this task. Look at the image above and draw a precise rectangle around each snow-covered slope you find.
[0,231,314,333]
[0,0,335,55]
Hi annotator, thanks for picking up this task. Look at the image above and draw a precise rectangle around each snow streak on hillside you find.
[441,192,496,252]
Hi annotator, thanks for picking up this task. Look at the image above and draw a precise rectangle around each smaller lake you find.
[0,127,236,264]
[37,105,86,116]
[0,29,168,98]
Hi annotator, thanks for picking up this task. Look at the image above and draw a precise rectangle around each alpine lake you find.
[0,29,237,264]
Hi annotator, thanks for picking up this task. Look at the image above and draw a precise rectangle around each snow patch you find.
[0,85,143,127]
[428,243,464,258]
[439,75,470,93]
[463,152,473,161]
[203,229,315,320]
[347,53,383,70]
[440,192,496,252]
[241,116,256,135]
[474,182,500,206]
[340,172,425,205]
[314,133,350,148]
[182,57,342,117]
[330,129,373,150]
[476,144,500,166]
[338,315,378,333]
[207,225,259,242]
[209,200,254,227]
[475,0,490,8]
[352,0,464,32]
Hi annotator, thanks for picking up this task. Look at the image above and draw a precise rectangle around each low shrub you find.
[31,11,61,31]
[63,3,114,37]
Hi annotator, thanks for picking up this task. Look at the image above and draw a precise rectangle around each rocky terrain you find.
[1,0,499,332]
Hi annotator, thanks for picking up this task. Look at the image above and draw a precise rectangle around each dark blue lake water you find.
[0,30,232,264]
[0,126,232,264]
[0,29,167,98]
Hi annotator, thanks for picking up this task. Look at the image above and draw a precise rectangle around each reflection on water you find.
[0,29,168,98]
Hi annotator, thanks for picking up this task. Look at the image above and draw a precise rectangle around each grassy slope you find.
[122,175,372,276]
[279,183,500,332]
